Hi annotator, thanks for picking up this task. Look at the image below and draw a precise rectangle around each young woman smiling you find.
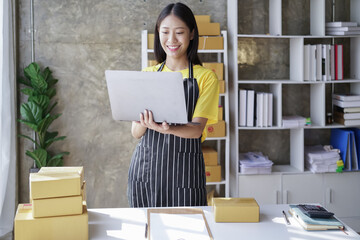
[127,2,219,207]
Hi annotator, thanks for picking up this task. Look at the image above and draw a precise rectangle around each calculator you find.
[297,204,334,218]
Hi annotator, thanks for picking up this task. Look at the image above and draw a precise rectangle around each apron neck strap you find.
[157,61,193,79]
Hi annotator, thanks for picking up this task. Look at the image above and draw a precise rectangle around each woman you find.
[127,2,219,207]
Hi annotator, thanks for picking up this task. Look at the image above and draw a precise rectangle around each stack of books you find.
[14,167,88,240]
[326,21,360,36]
[282,116,306,128]
[239,89,273,127]
[238,152,274,174]
[303,44,343,81]
[305,145,340,173]
[288,204,345,231]
[333,93,360,126]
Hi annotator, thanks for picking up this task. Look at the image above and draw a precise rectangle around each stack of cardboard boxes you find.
[195,15,224,50]
[14,167,88,240]
[203,146,221,183]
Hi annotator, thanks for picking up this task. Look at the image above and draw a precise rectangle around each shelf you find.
[206,136,227,141]
[206,179,226,186]
[238,79,360,84]
[238,34,360,39]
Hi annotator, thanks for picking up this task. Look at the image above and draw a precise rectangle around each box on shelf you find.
[203,62,224,80]
[206,120,225,138]
[218,106,223,120]
[32,195,83,218]
[30,172,82,200]
[202,146,218,166]
[14,203,88,240]
[213,198,259,223]
[198,36,223,50]
[82,181,86,201]
[205,165,221,182]
[219,80,225,93]
[195,15,210,23]
[197,22,221,36]
[148,34,154,49]
[148,60,158,66]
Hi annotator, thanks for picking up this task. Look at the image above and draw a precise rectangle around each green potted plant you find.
[18,62,69,170]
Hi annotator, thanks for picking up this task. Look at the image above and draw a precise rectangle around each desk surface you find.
[88,204,360,240]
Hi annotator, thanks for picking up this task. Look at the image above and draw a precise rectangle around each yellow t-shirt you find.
[143,64,219,141]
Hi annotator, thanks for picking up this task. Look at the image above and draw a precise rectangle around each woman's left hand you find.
[140,109,170,132]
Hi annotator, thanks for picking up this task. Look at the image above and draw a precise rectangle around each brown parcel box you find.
[39,166,84,183]
[148,34,154,49]
[30,172,82,200]
[14,203,88,240]
[218,106,223,121]
[203,62,224,80]
[213,198,259,223]
[219,80,225,94]
[32,195,83,218]
[197,22,221,36]
[205,165,221,182]
[202,146,218,166]
[198,36,223,50]
[206,120,225,138]
[195,15,210,23]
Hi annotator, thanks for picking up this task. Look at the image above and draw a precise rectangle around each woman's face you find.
[158,14,194,61]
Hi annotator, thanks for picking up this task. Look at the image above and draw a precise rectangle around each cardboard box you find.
[218,106,223,121]
[219,80,225,93]
[14,203,88,240]
[30,172,82,200]
[213,198,260,223]
[202,146,218,166]
[207,189,215,206]
[32,195,83,218]
[148,34,154,49]
[197,22,221,36]
[203,62,224,80]
[39,166,84,183]
[198,36,223,50]
[148,60,158,66]
[205,165,221,182]
[195,15,210,23]
[81,181,86,201]
[206,120,225,138]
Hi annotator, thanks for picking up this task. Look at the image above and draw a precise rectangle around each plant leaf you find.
[45,102,58,115]
[18,119,38,131]
[18,77,32,87]
[18,134,40,148]
[37,114,61,141]
[26,148,47,168]
[24,62,40,81]
[47,152,69,166]
[44,136,66,149]
[29,95,50,112]
[20,102,43,124]
[46,87,56,99]
[20,88,34,96]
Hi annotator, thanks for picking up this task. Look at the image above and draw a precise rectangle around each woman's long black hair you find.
[154,2,202,65]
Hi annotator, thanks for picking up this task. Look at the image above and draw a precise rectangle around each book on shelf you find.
[334,111,360,120]
[304,45,310,81]
[333,99,360,108]
[330,45,335,80]
[315,44,322,81]
[256,93,263,127]
[326,31,360,36]
[325,21,358,27]
[335,44,343,80]
[310,45,316,81]
[288,205,345,231]
[333,93,360,102]
[333,116,360,126]
[239,89,247,127]
[334,105,360,113]
[326,26,360,31]
[246,90,255,127]
[263,92,268,127]
[267,93,273,127]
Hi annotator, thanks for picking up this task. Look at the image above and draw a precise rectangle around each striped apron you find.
[127,62,207,207]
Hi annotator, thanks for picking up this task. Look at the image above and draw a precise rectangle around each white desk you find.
[88,204,360,240]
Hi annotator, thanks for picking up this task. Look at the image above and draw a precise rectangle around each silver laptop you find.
[105,70,188,124]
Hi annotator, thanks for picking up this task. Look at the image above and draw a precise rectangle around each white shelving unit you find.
[228,0,360,231]
[141,30,230,197]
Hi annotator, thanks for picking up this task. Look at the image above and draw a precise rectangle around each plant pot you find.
[29,167,40,173]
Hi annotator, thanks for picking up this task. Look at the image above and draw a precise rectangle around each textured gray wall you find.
[17,0,227,208]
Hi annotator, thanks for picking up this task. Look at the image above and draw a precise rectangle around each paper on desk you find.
[150,213,211,240]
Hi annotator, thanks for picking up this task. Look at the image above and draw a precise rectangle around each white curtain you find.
[0,0,16,238]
